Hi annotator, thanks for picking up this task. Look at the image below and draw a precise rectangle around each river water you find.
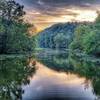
[22,62,97,100]
[0,51,100,100]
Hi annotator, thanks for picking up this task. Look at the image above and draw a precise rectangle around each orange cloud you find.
[24,8,98,32]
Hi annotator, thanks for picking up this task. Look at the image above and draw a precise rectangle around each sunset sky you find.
[16,0,100,31]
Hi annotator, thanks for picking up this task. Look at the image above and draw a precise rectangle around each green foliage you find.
[0,0,35,54]
[82,30,100,54]
[5,22,35,54]
[54,33,69,49]
[70,25,91,51]
[35,50,71,71]
[0,21,35,54]
[70,15,100,56]
[38,23,78,49]
[0,0,25,23]
[0,23,5,33]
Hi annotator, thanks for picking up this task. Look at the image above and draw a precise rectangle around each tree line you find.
[37,14,100,57]
[70,14,100,57]
[37,22,80,49]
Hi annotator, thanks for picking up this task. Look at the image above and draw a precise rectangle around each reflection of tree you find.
[36,51,100,97]
[69,56,100,97]
[92,78,100,96]
[0,58,36,100]
[36,52,72,71]
[83,79,90,90]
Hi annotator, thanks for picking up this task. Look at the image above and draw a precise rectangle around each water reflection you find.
[0,57,35,100]
[33,51,100,100]
[0,51,100,100]
[22,62,97,100]
[69,56,100,98]
[35,50,72,71]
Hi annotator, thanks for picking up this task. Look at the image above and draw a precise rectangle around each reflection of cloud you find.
[16,0,100,31]
[22,62,95,100]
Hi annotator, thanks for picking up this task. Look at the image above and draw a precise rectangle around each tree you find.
[6,22,35,54]
[0,0,35,54]
[54,33,68,49]
[37,23,78,49]
[0,0,26,53]
[70,14,100,56]
[0,0,25,23]
[70,25,91,51]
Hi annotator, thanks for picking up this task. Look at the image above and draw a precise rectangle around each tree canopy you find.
[70,14,100,57]
[0,0,35,54]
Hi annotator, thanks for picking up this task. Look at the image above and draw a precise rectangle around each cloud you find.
[15,0,100,31]
[16,0,100,17]
[16,0,100,9]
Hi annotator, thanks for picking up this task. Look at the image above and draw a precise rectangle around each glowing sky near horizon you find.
[16,0,100,31]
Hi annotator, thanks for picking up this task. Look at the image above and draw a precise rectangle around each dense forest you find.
[37,15,100,58]
[0,0,35,54]
[37,22,80,49]
[70,16,100,57]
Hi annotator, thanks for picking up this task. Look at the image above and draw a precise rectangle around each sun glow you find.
[16,0,100,32]
[50,10,98,23]
[24,9,98,32]
[76,10,98,22]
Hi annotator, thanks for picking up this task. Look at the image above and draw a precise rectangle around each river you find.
[22,62,97,100]
[0,51,100,100]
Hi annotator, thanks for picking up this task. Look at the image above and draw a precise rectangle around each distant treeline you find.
[37,22,89,49]
[37,15,100,57]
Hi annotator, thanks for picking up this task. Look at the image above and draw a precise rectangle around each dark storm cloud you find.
[16,0,100,8]
[16,0,100,16]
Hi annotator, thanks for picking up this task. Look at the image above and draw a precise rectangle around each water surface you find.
[22,62,97,100]
[0,51,100,100]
